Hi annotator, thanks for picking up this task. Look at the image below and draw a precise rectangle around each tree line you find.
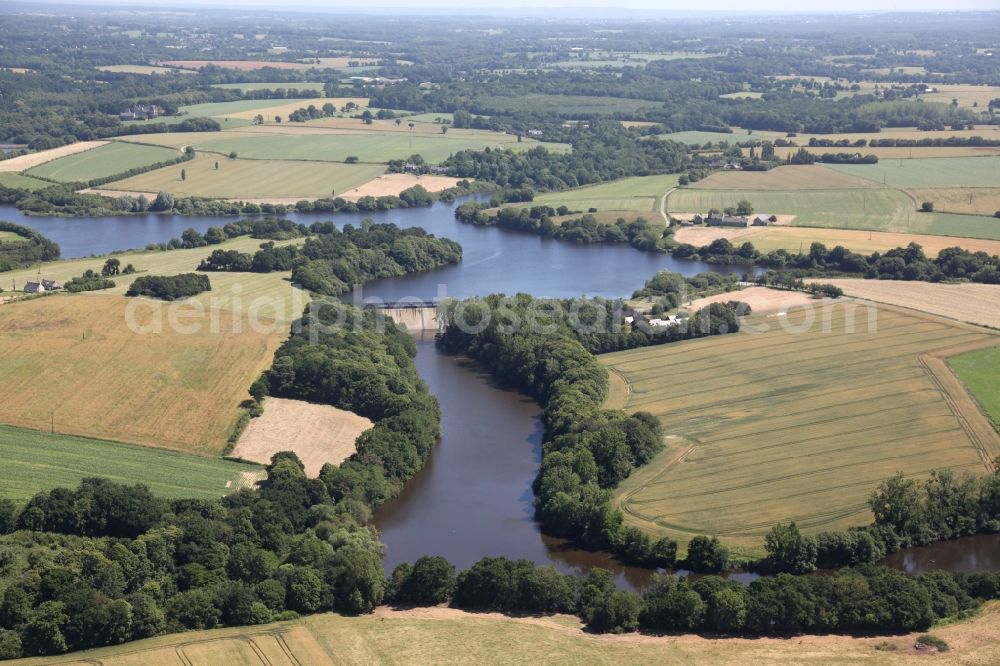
[675,239,1000,285]
[0,181,463,219]
[386,551,998,636]
[0,222,60,272]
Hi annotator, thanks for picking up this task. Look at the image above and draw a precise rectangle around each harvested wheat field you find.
[602,303,1000,551]
[689,165,878,190]
[672,225,1000,257]
[0,295,282,454]
[804,279,1000,329]
[232,397,372,476]
[338,173,463,199]
[16,602,1000,665]
[905,187,1000,216]
[0,141,108,172]
[683,286,824,314]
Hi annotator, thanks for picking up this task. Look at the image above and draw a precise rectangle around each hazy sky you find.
[14,0,1000,12]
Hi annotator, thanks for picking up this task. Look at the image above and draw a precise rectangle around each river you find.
[374,333,657,590]
[5,200,998,588]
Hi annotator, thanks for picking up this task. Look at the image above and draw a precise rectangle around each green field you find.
[212,81,326,91]
[533,174,679,213]
[667,187,1000,240]
[191,131,539,164]
[476,93,662,115]
[826,156,1000,188]
[602,304,1000,551]
[123,98,318,127]
[401,112,470,123]
[0,425,262,501]
[106,153,385,199]
[949,346,1000,427]
[26,141,179,182]
[0,172,50,191]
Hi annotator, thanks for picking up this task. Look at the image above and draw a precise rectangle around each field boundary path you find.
[604,367,633,410]
[918,339,1000,474]
[659,187,675,226]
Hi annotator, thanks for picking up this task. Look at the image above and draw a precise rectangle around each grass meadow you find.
[533,174,679,214]
[26,141,179,182]
[689,165,876,190]
[667,187,1000,240]
[191,130,533,164]
[17,603,1000,665]
[825,156,1000,188]
[601,304,1000,551]
[0,172,50,191]
[106,153,385,199]
[0,425,262,501]
[949,346,1000,426]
